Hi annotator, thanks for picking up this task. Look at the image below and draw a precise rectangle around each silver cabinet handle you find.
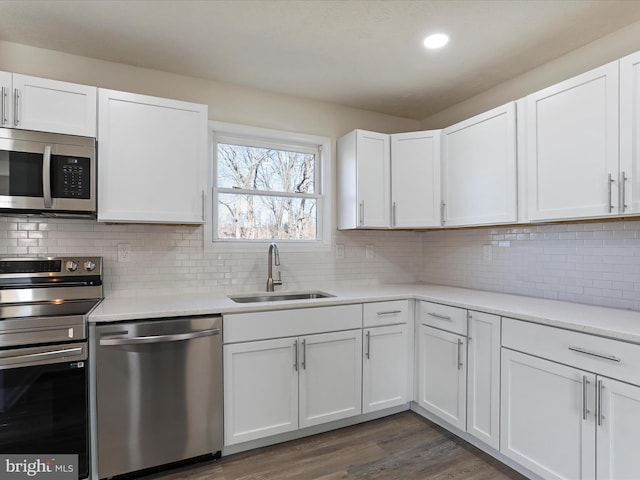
[621,171,628,212]
[608,173,615,213]
[13,88,20,126]
[392,202,397,227]
[301,339,306,370]
[597,379,605,426]
[441,201,446,225]
[365,330,371,359]
[359,201,364,225]
[99,328,220,345]
[293,339,298,372]
[457,338,463,370]
[1,87,7,126]
[43,145,53,209]
[377,310,402,316]
[428,312,451,321]
[582,376,590,420]
[568,346,621,363]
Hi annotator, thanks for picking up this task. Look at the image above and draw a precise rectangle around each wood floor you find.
[141,412,528,480]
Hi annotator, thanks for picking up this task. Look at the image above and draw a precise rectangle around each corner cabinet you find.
[1,71,96,137]
[97,89,208,223]
[525,61,619,221]
[390,131,441,228]
[442,102,517,227]
[337,129,390,229]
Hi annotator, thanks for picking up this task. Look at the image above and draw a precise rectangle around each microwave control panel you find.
[52,156,91,199]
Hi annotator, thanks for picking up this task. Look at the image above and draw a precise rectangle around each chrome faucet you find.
[266,242,283,292]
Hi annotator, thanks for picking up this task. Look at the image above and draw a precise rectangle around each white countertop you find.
[89,283,640,344]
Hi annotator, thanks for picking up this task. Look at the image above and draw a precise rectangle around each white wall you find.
[0,40,422,297]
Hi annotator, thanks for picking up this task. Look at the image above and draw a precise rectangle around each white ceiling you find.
[1,0,640,120]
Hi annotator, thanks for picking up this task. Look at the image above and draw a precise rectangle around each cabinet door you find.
[417,324,466,430]
[390,130,441,227]
[466,311,500,450]
[223,338,299,446]
[620,51,640,215]
[299,330,362,428]
[13,74,96,137]
[0,71,12,128]
[500,349,596,480]
[362,324,409,413]
[526,61,619,221]
[356,130,390,228]
[98,89,208,223]
[596,377,640,480]
[442,102,517,226]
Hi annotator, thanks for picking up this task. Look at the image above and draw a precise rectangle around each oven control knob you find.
[65,260,78,272]
[84,260,96,272]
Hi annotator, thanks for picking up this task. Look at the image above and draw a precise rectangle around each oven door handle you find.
[0,346,84,368]
[99,328,221,346]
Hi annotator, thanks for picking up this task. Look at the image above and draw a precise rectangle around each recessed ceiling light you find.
[423,33,449,49]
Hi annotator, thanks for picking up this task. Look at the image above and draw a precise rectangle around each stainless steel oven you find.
[0,128,96,217]
[0,257,102,480]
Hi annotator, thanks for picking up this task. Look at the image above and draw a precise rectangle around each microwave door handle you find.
[43,145,53,209]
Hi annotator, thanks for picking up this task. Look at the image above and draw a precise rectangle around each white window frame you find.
[205,121,332,252]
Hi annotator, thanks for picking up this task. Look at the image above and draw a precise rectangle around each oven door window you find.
[0,360,88,479]
[0,150,44,197]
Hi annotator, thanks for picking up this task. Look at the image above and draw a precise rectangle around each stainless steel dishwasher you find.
[93,316,222,479]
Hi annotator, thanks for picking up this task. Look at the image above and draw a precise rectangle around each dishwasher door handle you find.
[99,328,221,346]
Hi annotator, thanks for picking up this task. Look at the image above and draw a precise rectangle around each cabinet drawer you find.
[502,318,640,386]
[419,301,467,336]
[363,300,409,327]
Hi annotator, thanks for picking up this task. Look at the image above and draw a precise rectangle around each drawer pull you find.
[428,312,451,321]
[377,310,402,316]
[568,346,621,363]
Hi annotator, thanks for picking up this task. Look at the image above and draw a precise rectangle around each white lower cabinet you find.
[224,329,362,446]
[466,311,501,450]
[418,323,467,430]
[362,323,409,413]
[299,329,362,428]
[501,348,595,480]
[501,317,640,480]
[597,377,640,480]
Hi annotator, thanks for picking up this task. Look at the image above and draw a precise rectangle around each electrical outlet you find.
[482,244,492,263]
[365,244,374,259]
[117,243,131,263]
[335,244,345,259]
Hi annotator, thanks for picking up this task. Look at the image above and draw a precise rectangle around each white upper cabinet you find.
[391,130,441,228]
[620,51,640,215]
[1,72,96,137]
[0,71,13,128]
[337,129,390,229]
[442,102,517,227]
[97,89,208,224]
[525,61,619,221]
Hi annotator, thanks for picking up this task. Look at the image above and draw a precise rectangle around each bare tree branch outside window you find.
[216,142,318,240]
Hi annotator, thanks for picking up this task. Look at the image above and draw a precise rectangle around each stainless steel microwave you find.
[0,128,96,217]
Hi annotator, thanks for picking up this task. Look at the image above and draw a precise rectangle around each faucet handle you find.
[275,270,283,286]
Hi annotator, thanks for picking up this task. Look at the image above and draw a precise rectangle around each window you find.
[208,122,331,250]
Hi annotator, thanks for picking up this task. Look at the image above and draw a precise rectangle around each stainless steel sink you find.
[229,290,335,303]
